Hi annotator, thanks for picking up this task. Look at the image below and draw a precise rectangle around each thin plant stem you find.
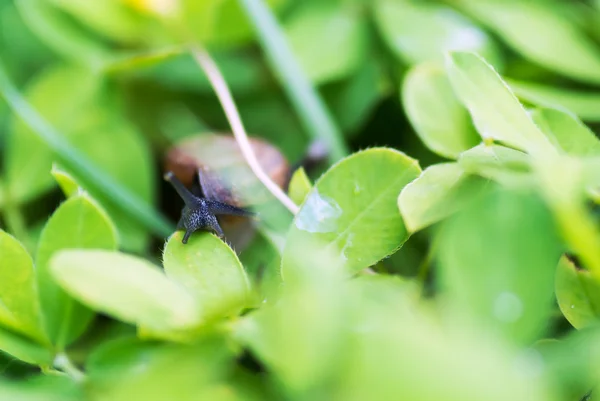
[190,46,300,215]
[53,353,85,383]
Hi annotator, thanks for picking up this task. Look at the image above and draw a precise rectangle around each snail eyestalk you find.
[164,171,256,244]
[164,171,197,207]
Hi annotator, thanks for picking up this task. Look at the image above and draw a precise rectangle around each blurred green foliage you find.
[2,0,600,400]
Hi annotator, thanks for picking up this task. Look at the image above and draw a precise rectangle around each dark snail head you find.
[164,171,256,244]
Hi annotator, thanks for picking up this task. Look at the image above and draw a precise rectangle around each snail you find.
[164,133,329,246]
[164,133,290,247]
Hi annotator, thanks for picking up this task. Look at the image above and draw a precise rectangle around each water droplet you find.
[571,304,575,309]
[295,189,342,233]
[493,292,523,323]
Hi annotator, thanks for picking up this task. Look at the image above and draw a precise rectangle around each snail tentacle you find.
[206,200,256,218]
[164,171,199,207]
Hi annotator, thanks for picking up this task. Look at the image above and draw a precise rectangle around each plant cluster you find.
[2,0,600,400]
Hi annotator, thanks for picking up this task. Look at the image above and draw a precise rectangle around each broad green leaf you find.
[336,285,551,401]
[0,375,82,401]
[163,232,251,321]
[0,326,52,366]
[555,256,600,329]
[324,60,389,135]
[509,79,600,122]
[86,336,234,401]
[238,231,282,302]
[458,144,534,188]
[122,50,268,97]
[535,153,600,281]
[237,92,308,162]
[437,188,563,344]
[398,163,488,233]
[531,109,600,201]
[534,327,600,401]
[458,0,600,85]
[49,250,201,334]
[15,0,111,68]
[46,0,159,44]
[51,165,79,198]
[4,65,100,204]
[5,65,156,252]
[531,108,600,156]
[0,1,55,84]
[402,63,480,159]
[445,52,554,156]
[36,195,117,348]
[287,167,312,205]
[374,0,501,67]
[282,148,421,275]
[0,230,44,343]
[235,240,346,394]
[285,1,367,83]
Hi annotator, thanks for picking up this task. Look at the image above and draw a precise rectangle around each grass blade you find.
[0,62,173,237]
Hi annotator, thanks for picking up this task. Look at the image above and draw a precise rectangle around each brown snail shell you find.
[165,133,290,208]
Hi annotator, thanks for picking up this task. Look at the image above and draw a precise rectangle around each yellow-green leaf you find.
[36,195,117,348]
[50,250,201,334]
[163,232,251,321]
[282,148,421,275]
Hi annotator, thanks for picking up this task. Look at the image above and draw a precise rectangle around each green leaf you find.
[238,231,282,302]
[235,243,346,394]
[5,65,157,251]
[374,0,501,67]
[0,375,82,401]
[282,148,421,275]
[324,60,388,135]
[0,326,52,366]
[445,52,554,157]
[508,79,600,122]
[86,336,234,401]
[458,0,600,85]
[50,165,79,198]
[0,230,44,343]
[534,327,600,400]
[337,281,551,401]
[162,232,251,321]
[287,167,312,205]
[125,50,268,97]
[15,0,111,68]
[402,63,480,159]
[555,255,600,329]
[531,108,600,157]
[0,58,172,241]
[4,65,100,204]
[49,250,201,335]
[437,188,563,344]
[46,0,157,44]
[398,163,489,233]
[36,195,118,348]
[458,144,534,188]
[285,1,367,83]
